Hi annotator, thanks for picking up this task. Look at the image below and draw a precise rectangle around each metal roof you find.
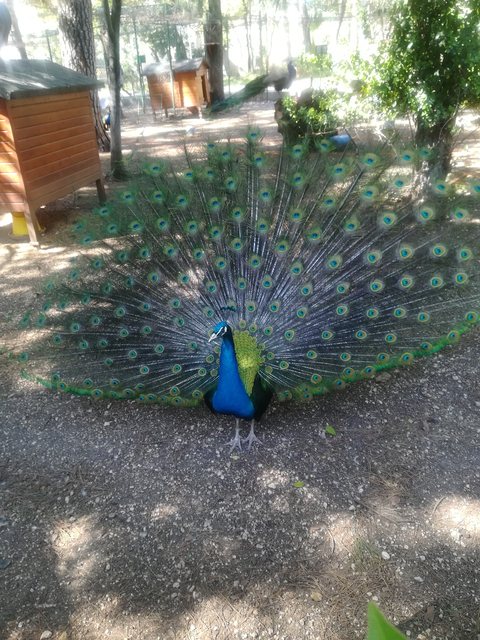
[0,59,103,100]
[143,57,208,76]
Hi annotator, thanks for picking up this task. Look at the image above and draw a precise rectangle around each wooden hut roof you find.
[0,59,103,100]
[142,57,208,76]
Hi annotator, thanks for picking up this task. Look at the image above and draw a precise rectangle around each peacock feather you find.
[13,127,480,449]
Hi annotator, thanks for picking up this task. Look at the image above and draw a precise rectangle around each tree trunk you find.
[5,0,27,59]
[415,118,455,175]
[336,0,347,44]
[300,0,311,52]
[243,6,252,72]
[205,0,224,104]
[0,3,11,48]
[102,0,125,179]
[58,0,110,152]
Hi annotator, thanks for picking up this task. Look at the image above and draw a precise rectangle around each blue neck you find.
[212,328,255,419]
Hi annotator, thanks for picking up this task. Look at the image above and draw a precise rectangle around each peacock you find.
[12,127,480,451]
[208,62,296,114]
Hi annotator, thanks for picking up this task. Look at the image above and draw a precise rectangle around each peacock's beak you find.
[208,332,218,342]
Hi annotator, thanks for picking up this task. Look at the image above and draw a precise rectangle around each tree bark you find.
[205,0,224,104]
[102,0,126,179]
[300,0,310,52]
[243,3,252,73]
[0,3,11,48]
[5,0,27,59]
[416,118,455,174]
[336,0,347,43]
[58,0,111,152]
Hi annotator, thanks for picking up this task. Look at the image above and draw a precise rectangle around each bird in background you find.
[12,126,480,451]
[208,61,296,114]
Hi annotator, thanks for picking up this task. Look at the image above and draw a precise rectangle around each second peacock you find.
[15,128,480,449]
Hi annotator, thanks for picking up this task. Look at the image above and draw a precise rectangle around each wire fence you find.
[20,6,373,117]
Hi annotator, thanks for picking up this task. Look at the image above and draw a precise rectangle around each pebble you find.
[0,517,8,528]
[40,632,53,640]
[414,576,423,582]
[376,372,392,382]
[381,551,391,560]
[0,558,11,569]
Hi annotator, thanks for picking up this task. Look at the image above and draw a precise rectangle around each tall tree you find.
[102,0,125,178]
[5,0,27,58]
[299,0,310,52]
[370,0,480,171]
[58,0,110,151]
[242,0,253,72]
[205,0,223,103]
[142,23,188,62]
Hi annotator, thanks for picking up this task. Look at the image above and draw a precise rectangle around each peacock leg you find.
[242,419,263,450]
[228,418,243,452]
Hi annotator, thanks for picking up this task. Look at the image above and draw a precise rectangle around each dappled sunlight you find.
[429,494,480,547]
[151,503,179,521]
[256,467,291,491]
[52,515,104,592]
[0,212,11,228]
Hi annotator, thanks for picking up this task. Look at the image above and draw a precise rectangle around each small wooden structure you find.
[0,59,105,245]
[143,58,210,117]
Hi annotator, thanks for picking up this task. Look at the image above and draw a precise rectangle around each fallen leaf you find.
[311,592,321,601]
[59,633,67,640]
[325,425,336,435]
[231,455,239,460]
[424,606,435,623]
[293,481,304,488]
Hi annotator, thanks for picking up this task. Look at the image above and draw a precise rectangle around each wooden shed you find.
[143,58,210,117]
[0,59,105,245]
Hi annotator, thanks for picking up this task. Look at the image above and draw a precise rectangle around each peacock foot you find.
[228,419,242,453]
[242,420,263,451]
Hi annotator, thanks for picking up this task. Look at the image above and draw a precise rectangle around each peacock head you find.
[208,321,230,342]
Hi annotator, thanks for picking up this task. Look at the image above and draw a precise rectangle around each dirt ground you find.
[1,103,480,640]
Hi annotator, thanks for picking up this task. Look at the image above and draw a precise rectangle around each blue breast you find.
[212,333,255,419]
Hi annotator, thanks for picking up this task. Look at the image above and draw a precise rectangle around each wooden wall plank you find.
[0,184,22,195]
[0,207,25,214]
[0,162,19,173]
[182,78,198,106]
[0,152,19,163]
[25,146,99,182]
[9,94,91,119]
[29,168,102,210]
[0,172,20,183]
[8,91,89,109]
[12,104,92,130]
[14,114,94,142]
[28,159,101,201]
[0,142,17,154]
[16,125,93,152]
[22,139,97,171]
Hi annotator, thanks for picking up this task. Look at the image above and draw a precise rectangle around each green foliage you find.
[280,89,370,139]
[296,52,333,82]
[368,0,480,131]
[141,23,188,62]
[367,603,407,639]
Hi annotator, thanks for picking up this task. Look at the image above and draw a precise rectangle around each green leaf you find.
[367,603,407,640]
[293,481,304,488]
[325,425,336,435]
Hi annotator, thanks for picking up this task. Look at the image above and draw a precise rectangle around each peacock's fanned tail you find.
[15,129,480,406]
